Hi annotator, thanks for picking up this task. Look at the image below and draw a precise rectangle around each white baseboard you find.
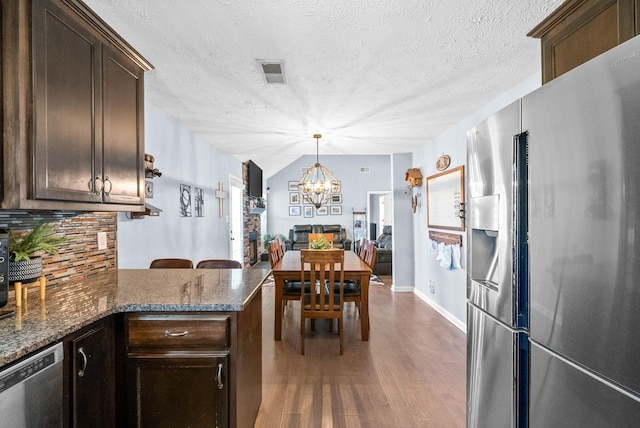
[413,288,467,333]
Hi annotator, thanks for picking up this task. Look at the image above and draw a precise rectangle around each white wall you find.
[266,154,391,241]
[117,101,243,268]
[412,73,543,330]
[390,153,414,290]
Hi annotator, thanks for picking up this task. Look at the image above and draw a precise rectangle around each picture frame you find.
[288,181,299,191]
[179,184,191,217]
[303,206,313,218]
[289,192,300,204]
[316,206,328,216]
[426,165,465,231]
[330,194,342,204]
[331,181,341,193]
[289,206,301,216]
[194,187,204,217]
[330,205,342,215]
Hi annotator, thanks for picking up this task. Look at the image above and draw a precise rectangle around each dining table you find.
[271,249,372,341]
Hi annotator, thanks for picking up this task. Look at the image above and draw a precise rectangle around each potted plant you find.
[8,222,68,284]
[310,236,332,249]
[262,233,286,261]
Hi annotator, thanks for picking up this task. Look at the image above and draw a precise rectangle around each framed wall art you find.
[316,206,328,216]
[331,194,342,204]
[288,181,299,191]
[330,205,342,215]
[289,192,300,204]
[426,165,465,231]
[289,206,301,216]
[179,184,191,217]
[194,187,204,217]
[303,206,313,218]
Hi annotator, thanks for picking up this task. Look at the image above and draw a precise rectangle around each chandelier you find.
[298,134,339,209]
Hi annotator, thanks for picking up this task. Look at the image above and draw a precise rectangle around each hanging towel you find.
[440,244,452,269]
[430,239,438,255]
[436,242,445,261]
[452,244,462,269]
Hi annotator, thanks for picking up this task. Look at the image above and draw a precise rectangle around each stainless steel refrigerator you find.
[467,34,640,427]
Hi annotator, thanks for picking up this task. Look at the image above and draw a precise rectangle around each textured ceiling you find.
[83,0,563,178]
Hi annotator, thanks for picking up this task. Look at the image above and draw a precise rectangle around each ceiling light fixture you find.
[298,134,338,209]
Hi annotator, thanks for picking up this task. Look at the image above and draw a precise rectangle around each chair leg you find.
[338,317,344,355]
[300,316,305,355]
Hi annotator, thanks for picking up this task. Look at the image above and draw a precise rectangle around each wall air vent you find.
[359,167,371,173]
[257,60,286,84]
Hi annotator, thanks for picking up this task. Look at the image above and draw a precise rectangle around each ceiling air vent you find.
[359,167,371,173]
[257,60,286,84]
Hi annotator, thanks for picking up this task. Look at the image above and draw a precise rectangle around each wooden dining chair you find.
[308,233,334,248]
[300,248,345,355]
[196,259,242,269]
[270,241,307,310]
[149,258,193,269]
[343,240,375,316]
[357,238,369,259]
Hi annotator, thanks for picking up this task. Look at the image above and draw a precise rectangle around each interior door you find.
[229,176,244,263]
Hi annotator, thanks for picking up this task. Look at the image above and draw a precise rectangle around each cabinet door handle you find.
[77,347,88,378]
[103,176,113,196]
[216,363,224,390]
[163,330,189,337]
[88,176,103,195]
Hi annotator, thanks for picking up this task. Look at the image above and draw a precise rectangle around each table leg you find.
[360,272,370,341]
[274,274,283,341]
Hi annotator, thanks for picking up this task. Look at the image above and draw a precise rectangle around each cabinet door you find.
[102,46,145,205]
[128,353,229,428]
[32,0,103,203]
[70,319,115,428]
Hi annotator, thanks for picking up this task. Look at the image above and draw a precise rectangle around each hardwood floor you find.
[255,275,466,427]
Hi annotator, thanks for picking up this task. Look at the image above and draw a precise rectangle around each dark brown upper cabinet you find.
[529,0,640,84]
[1,0,153,211]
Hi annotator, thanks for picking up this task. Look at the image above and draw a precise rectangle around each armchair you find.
[372,225,392,275]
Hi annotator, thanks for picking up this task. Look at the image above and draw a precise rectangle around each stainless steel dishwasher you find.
[0,342,64,427]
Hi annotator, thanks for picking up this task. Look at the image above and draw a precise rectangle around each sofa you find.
[285,224,352,251]
[372,225,392,275]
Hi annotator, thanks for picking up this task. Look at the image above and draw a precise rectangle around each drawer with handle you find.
[127,314,230,348]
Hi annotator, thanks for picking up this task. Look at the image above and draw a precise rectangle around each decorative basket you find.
[9,257,43,284]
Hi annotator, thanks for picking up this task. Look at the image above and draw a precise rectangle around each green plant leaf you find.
[8,221,68,262]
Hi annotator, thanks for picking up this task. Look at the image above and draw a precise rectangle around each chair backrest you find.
[357,238,369,259]
[268,240,282,268]
[274,235,285,257]
[150,258,193,269]
[300,249,345,315]
[364,242,377,270]
[196,259,242,269]
[308,233,334,248]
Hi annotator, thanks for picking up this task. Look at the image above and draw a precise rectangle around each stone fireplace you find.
[248,231,258,266]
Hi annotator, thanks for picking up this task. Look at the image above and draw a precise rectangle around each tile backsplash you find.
[2,211,117,287]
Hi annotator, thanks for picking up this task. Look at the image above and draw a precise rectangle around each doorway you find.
[367,191,392,241]
[229,175,244,263]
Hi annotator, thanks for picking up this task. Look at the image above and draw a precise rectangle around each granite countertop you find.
[0,267,271,367]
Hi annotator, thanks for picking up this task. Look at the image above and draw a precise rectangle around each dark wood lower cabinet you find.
[128,353,229,427]
[125,288,262,428]
[66,318,116,428]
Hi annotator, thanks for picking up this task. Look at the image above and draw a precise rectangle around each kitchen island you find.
[0,267,269,427]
